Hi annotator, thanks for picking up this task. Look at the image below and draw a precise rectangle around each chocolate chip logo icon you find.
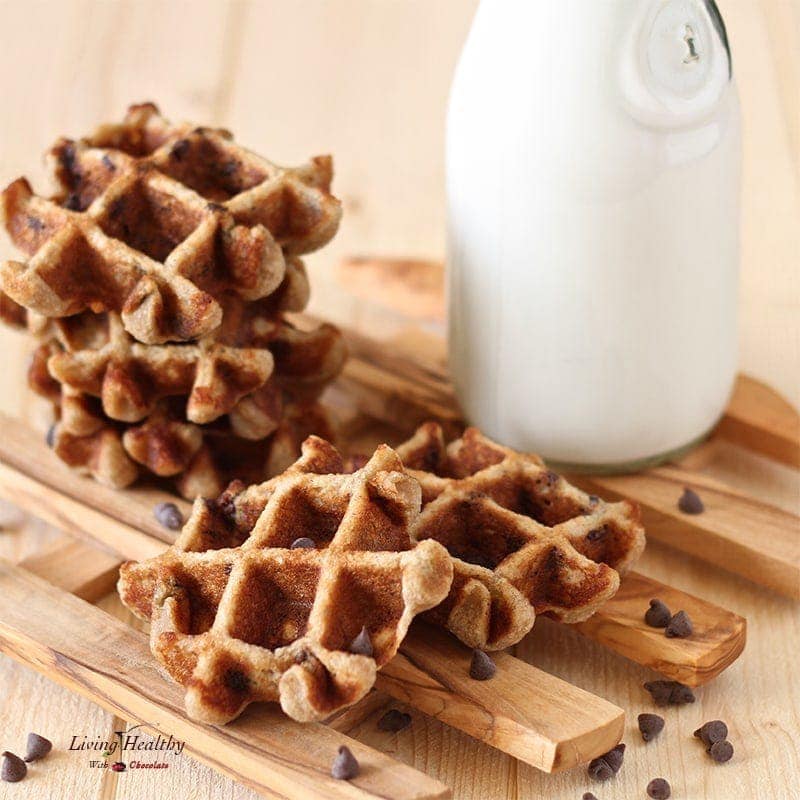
[111,762,126,773]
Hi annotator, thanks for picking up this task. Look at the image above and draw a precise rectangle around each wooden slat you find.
[0,416,745,688]
[0,411,192,542]
[336,257,445,321]
[573,573,746,687]
[0,560,450,800]
[19,534,120,602]
[3,465,625,772]
[383,624,623,771]
[715,374,800,468]
[573,467,800,600]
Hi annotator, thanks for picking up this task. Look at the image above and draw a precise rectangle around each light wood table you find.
[0,2,798,799]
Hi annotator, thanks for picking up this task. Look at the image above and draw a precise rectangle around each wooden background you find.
[0,1,798,799]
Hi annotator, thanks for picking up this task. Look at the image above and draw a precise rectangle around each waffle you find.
[118,441,452,723]
[396,424,646,649]
[1,102,341,344]
[48,314,275,424]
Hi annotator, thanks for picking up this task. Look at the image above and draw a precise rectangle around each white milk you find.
[446,0,741,469]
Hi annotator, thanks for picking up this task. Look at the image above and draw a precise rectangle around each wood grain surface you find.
[0,561,451,800]
[0,1,798,800]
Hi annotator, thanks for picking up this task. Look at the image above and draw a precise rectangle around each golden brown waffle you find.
[118,441,452,723]
[54,102,342,256]
[1,102,341,344]
[48,314,275,425]
[1,177,223,344]
[396,423,646,649]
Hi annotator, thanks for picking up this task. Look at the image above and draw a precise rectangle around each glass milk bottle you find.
[446,0,741,470]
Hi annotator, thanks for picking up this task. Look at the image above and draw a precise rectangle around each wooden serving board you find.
[3,256,798,799]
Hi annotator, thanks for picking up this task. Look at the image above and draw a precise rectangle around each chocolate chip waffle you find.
[48,314,275,425]
[118,441,452,723]
[1,103,341,345]
[53,102,342,256]
[396,424,646,650]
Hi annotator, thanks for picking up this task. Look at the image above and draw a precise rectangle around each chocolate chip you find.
[587,758,614,781]
[645,599,672,628]
[1,752,27,782]
[64,193,82,211]
[603,743,625,772]
[377,709,412,732]
[694,720,728,748]
[469,649,496,680]
[644,680,695,706]
[678,487,704,514]
[154,502,183,531]
[23,733,52,762]
[224,668,249,693]
[171,139,190,160]
[665,610,693,638]
[709,739,734,763]
[349,626,373,657]
[27,215,44,231]
[290,537,315,549]
[587,744,625,781]
[647,778,671,799]
[45,423,57,448]
[638,713,665,742]
[102,154,116,171]
[331,745,359,780]
[582,794,599,800]
[587,526,607,542]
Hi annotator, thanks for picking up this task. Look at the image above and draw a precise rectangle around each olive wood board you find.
[0,411,745,690]
[0,559,451,800]
[323,257,800,599]
[0,453,627,774]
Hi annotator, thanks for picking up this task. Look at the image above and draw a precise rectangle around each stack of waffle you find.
[0,103,347,497]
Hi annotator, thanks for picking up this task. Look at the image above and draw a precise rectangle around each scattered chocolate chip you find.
[1,752,27,782]
[678,487,704,514]
[709,739,734,763]
[588,744,625,781]
[377,709,412,732]
[290,537,315,549]
[588,495,600,505]
[27,215,44,231]
[101,154,116,171]
[647,778,671,799]
[694,719,728,748]
[349,626,373,657]
[331,745,359,780]
[645,599,672,628]
[603,743,625,772]
[644,680,695,706]
[582,794,599,800]
[154,501,183,531]
[23,733,52,762]
[638,713,665,742]
[469,649,496,680]
[45,423,57,448]
[665,610,693,638]
[587,758,614,781]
